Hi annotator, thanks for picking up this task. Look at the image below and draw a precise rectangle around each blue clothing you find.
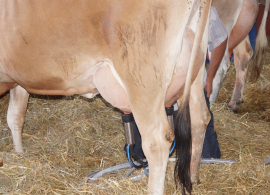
[202,91,221,158]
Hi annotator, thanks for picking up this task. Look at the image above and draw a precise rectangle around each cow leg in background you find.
[7,85,29,153]
[228,36,253,112]
[189,68,210,183]
[226,0,258,110]
[210,0,258,103]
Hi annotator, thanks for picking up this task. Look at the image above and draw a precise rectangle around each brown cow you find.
[209,0,269,112]
[0,0,212,194]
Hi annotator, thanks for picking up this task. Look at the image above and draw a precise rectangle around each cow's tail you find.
[174,1,211,194]
[250,0,269,82]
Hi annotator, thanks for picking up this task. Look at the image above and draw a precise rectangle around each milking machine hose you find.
[170,140,176,154]
[87,162,132,182]
[127,145,148,168]
[263,157,270,165]
[87,157,238,182]
[169,158,238,164]
[87,139,238,182]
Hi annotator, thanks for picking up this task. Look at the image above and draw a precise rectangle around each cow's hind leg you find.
[93,61,173,194]
[122,79,173,194]
[7,85,29,153]
[227,36,253,112]
[189,69,210,184]
[137,108,173,194]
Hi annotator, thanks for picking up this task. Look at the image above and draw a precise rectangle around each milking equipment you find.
[122,105,176,169]
[122,112,148,168]
[87,105,237,182]
[165,106,174,133]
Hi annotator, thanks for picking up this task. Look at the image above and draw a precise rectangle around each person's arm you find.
[259,0,266,6]
[204,37,227,98]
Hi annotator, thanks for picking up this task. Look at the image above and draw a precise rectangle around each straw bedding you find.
[0,46,270,194]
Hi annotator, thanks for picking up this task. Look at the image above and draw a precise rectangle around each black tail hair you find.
[174,98,192,195]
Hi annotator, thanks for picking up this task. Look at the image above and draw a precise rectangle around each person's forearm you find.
[207,38,227,81]
[259,0,266,6]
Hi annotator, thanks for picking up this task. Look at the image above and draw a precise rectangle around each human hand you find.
[204,79,212,98]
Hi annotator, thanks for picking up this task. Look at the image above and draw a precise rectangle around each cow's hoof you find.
[237,100,244,105]
[227,103,238,113]
[14,147,24,155]
[0,156,3,167]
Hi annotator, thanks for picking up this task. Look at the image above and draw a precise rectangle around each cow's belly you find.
[0,26,112,96]
[1,53,131,111]
[0,71,15,83]
[1,57,100,96]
